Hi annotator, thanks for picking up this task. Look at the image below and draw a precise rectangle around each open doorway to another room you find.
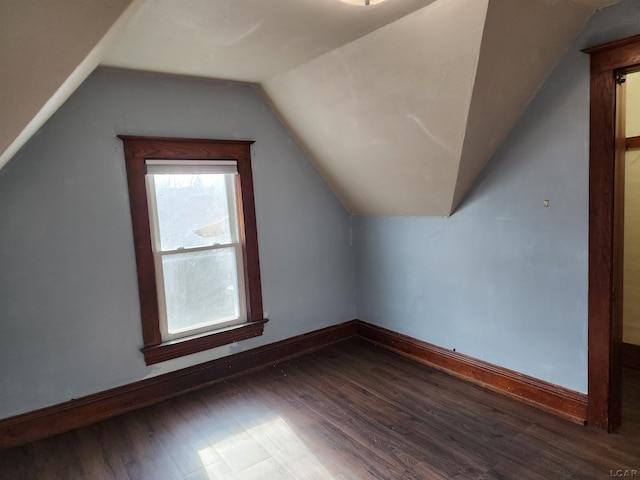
[622,71,640,373]
[585,34,640,432]
[618,70,640,436]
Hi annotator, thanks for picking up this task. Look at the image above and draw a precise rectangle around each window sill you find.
[141,318,269,365]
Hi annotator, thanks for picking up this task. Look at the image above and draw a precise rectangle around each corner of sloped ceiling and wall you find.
[262,0,610,216]
[451,0,600,212]
[262,0,489,217]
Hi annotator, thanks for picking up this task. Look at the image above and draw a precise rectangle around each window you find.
[119,136,266,365]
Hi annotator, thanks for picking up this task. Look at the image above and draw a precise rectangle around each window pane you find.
[151,173,235,251]
[162,248,241,334]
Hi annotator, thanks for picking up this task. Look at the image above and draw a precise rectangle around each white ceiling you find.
[102,0,439,83]
[1,0,621,215]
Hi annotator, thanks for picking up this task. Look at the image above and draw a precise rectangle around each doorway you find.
[585,34,640,431]
[622,72,640,372]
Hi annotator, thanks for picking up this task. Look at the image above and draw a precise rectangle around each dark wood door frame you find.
[584,34,640,430]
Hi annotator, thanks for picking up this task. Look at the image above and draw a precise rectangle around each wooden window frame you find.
[119,136,267,365]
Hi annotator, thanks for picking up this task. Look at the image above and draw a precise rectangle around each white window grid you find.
[144,160,247,341]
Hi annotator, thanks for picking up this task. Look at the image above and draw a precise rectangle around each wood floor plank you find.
[256,369,446,479]
[1,339,639,479]
[68,427,122,480]
[304,346,527,465]
[99,411,183,480]
[19,430,91,480]
[345,339,546,428]
[215,388,334,480]
[137,400,218,477]
[292,355,496,474]
[308,347,550,470]
[261,362,468,478]
[183,459,238,480]
[229,374,388,480]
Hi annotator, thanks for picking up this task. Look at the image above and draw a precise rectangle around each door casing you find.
[585,33,640,431]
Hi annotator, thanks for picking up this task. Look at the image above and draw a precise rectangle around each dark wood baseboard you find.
[355,322,588,424]
[622,342,640,370]
[0,320,358,449]
[0,319,590,449]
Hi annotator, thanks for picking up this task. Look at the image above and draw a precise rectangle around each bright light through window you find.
[147,170,246,340]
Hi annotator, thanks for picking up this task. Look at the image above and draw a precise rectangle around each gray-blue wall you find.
[2,0,640,421]
[354,0,640,394]
[0,70,355,419]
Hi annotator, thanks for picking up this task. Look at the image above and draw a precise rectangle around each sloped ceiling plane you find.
[0,0,620,215]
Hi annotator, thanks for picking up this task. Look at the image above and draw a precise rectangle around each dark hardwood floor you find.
[1,339,639,479]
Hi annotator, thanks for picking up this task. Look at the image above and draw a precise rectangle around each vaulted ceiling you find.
[0,0,620,215]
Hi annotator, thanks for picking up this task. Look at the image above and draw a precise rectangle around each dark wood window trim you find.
[119,135,266,365]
